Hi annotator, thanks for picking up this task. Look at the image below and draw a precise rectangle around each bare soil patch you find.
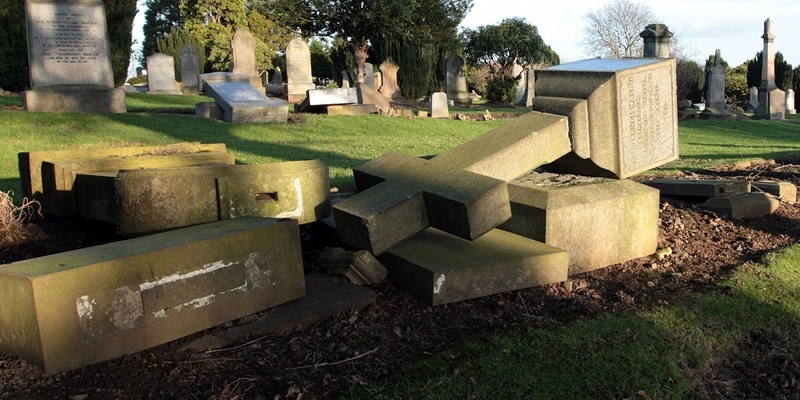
[2,157,800,399]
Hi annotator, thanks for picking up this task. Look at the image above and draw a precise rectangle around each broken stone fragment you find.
[318,247,387,285]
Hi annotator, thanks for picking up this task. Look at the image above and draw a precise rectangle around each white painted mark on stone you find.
[76,295,95,320]
[433,274,446,294]
[138,260,235,291]
[276,178,303,218]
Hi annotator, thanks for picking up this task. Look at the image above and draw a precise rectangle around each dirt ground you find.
[2,157,800,399]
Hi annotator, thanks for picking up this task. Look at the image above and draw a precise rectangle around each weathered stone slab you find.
[198,71,250,92]
[114,160,330,236]
[146,53,179,94]
[41,152,235,216]
[533,58,678,178]
[180,44,201,94]
[285,38,315,102]
[643,179,750,198]
[430,92,449,118]
[752,180,796,204]
[326,104,379,115]
[445,53,471,105]
[23,0,125,113]
[196,102,225,120]
[18,143,228,203]
[357,84,391,113]
[499,174,659,275]
[332,111,570,254]
[180,273,375,352]
[204,81,288,123]
[75,171,118,223]
[701,193,780,219]
[0,217,305,373]
[378,59,401,100]
[379,227,568,305]
[296,88,359,113]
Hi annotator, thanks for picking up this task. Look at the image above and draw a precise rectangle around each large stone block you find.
[296,88,358,113]
[499,174,659,275]
[22,88,126,113]
[533,58,679,178]
[379,228,568,305]
[643,179,750,198]
[114,160,331,235]
[204,80,288,123]
[332,111,571,254]
[41,151,235,216]
[752,180,796,204]
[18,143,227,204]
[0,217,305,373]
[701,193,780,219]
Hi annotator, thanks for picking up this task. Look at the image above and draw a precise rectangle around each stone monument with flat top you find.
[23,0,126,113]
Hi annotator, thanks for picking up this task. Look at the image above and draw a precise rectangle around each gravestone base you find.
[0,217,305,373]
[702,193,780,219]
[499,175,659,276]
[379,228,569,306]
[327,104,379,115]
[287,83,315,103]
[196,102,225,120]
[23,88,126,113]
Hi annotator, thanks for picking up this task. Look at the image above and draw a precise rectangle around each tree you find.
[104,0,138,86]
[181,0,248,71]
[675,58,704,102]
[726,63,749,111]
[156,27,206,80]
[580,0,656,58]
[309,39,333,80]
[462,17,559,103]
[0,0,28,90]
[272,0,472,85]
[142,0,183,60]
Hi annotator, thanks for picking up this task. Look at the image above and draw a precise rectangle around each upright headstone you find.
[748,86,759,112]
[640,23,673,58]
[231,28,263,91]
[341,70,351,88]
[445,53,471,105]
[705,49,727,109]
[753,18,786,120]
[786,89,796,114]
[265,67,283,96]
[22,0,125,113]
[146,53,180,94]
[513,64,526,105]
[363,63,375,89]
[378,59,402,100]
[180,44,201,94]
[518,68,535,107]
[430,92,449,118]
[285,37,315,102]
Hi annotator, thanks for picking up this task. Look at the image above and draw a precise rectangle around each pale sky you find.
[129,0,800,77]
[461,0,800,66]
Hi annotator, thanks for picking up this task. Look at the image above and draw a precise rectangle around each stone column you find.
[753,18,786,120]
[640,24,673,58]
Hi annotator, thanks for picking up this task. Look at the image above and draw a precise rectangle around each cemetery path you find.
[2,158,800,399]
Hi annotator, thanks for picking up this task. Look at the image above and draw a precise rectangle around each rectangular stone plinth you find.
[643,179,750,198]
[0,217,305,373]
[41,151,235,216]
[701,193,780,219]
[18,143,227,204]
[379,228,568,305]
[23,88,126,113]
[534,58,679,178]
[326,104,379,115]
[115,160,331,236]
[499,175,659,275]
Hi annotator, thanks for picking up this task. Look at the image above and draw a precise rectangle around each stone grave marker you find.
[378,59,401,100]
[700,49,737,119]
[180,44,201,94]
[445,53,471,105]
[787,89,796,114]
[533,58,678,179]
[341,70,351,88]
[513,64,527,105]
[146,53,179,94]
[200,72,288,123]
[754,18,786,120]
[748,86,759,112]
[23,0,125,113]
[518,68,535,107]
[296,88,359,113]
[363,63,375,88]
[430,92,449,118]
[231,27,262,90]
[286,37,315,102]
[0,217,305,373]
[640,23,673,58]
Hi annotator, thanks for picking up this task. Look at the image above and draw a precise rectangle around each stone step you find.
[41,151,235,216]
[0,217,305,373]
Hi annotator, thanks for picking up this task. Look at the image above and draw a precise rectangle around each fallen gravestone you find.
[23,0,125,113]
[201,72,288,123]
[643,179,750,198]
[0,217,305,373]
[295,88,358,113]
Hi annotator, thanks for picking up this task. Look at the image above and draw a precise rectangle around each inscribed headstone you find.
[180,44,201,94]
[146,53,179,94]
[445,53,471,105]
[204,79,288,123]
[378,59,401,100]
[285,38,315,102]
[23,0,125,113]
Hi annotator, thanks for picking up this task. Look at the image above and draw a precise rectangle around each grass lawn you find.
[2,93,800,397]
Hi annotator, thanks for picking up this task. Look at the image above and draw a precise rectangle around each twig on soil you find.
[287,348,379,370]
[205,334,275,354]
[162,357,244,364]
